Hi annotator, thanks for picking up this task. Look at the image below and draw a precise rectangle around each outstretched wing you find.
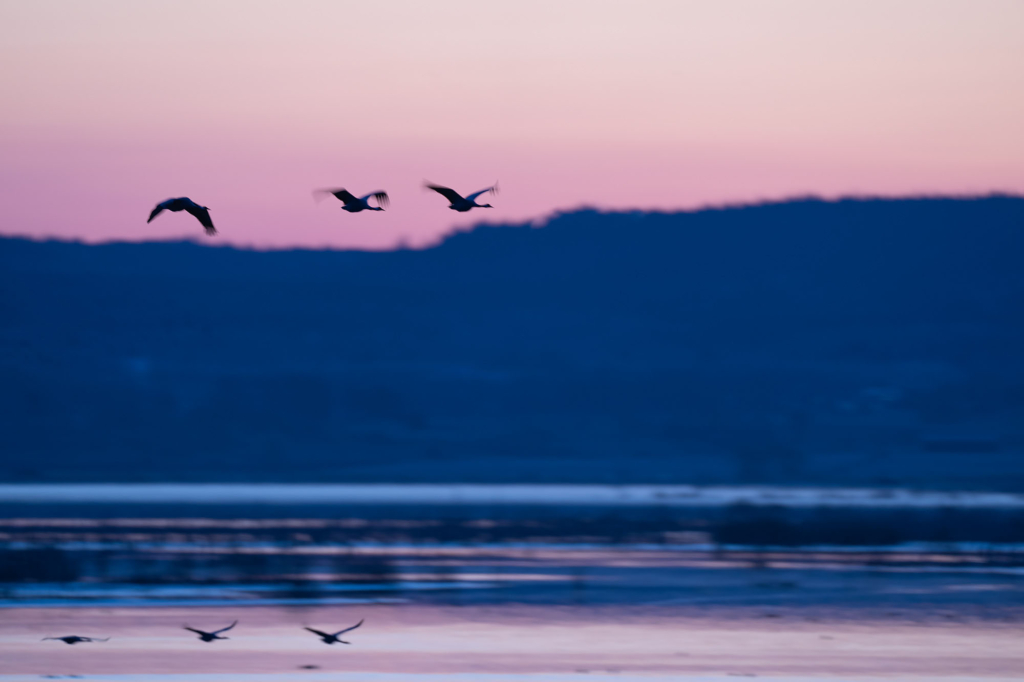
[213,620,237,635]
[304,627,331,638]
[335,619,364,636]
[315,188,360,206]
[466,183,498,203]
[147,204,167,223]
[361,191,389,209]
[183,627,206,636]
[425,184,464,204]
[185,205,216,235]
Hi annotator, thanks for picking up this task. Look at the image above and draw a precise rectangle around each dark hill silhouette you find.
[1,196,1023,489]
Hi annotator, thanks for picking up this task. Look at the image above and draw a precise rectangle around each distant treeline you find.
[2,196,1023,489]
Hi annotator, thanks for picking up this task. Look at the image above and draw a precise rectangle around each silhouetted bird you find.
[184,620,237,642]
[315,188,389,212]
[304,619,363,644]
[43,636,109,644]
[425,183,497,211]
[147,198,216,235]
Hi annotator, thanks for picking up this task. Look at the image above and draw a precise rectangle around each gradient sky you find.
[2,0,1023,249]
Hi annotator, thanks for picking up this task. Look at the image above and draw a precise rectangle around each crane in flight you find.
[304,619,364,645]
[184,620,237,642]
[147,197,216,235]
[425,182,498,212]
[315,188,390,212]
[43,635,109,645]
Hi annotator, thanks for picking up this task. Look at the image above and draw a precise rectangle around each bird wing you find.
[315,188,360,206]
[335,619,364,636]
[466,184,498,203]
[213,620,238,635]
[147,205,167,223]
[304,627,331,638]
[184,204,216,235]
[361,191,389,209]
[425,184,464,204]
[183,627,207,636]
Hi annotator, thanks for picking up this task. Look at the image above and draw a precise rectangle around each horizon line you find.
[2,191,1021,254]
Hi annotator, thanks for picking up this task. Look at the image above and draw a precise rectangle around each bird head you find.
[481,203,493,208]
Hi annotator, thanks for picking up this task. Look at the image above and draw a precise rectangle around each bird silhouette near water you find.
[43,635,109,644]
[425,182,498,211]
[304,619,363,644]
[183,620,237,642]
[147,197,216,235]
[315,188,390,212]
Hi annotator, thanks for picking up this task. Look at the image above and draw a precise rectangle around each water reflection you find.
[1,514,1022,608]
[2,508,1024,679]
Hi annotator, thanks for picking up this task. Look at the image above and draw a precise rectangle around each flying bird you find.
[315,188,389,212]
[425,183,498,211]
[184,620,237,642]
[304,619,363,645]
[43,636,109,645]
[147,197,216,235]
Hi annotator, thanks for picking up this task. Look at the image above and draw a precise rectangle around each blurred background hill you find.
[2,196,1023,489]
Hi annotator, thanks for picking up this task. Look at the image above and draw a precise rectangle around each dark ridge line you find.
[2,193,1022,255]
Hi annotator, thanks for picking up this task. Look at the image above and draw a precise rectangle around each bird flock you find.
[44,618,362,646]
[148,182,499,236]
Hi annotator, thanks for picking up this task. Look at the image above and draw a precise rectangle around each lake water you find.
[1,603,1023,680]
[2,484,1023,508]
[1,484,1023,679]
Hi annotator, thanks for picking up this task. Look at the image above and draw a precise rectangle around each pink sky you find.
[2,0,1023,250]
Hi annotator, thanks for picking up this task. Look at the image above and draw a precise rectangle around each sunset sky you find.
[2,0,1023,249]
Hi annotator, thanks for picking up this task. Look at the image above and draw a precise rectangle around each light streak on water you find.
[1,484,1023,509]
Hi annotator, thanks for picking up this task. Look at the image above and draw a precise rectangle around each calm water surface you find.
[3,486,1023,680]
[2,603,1023,680]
